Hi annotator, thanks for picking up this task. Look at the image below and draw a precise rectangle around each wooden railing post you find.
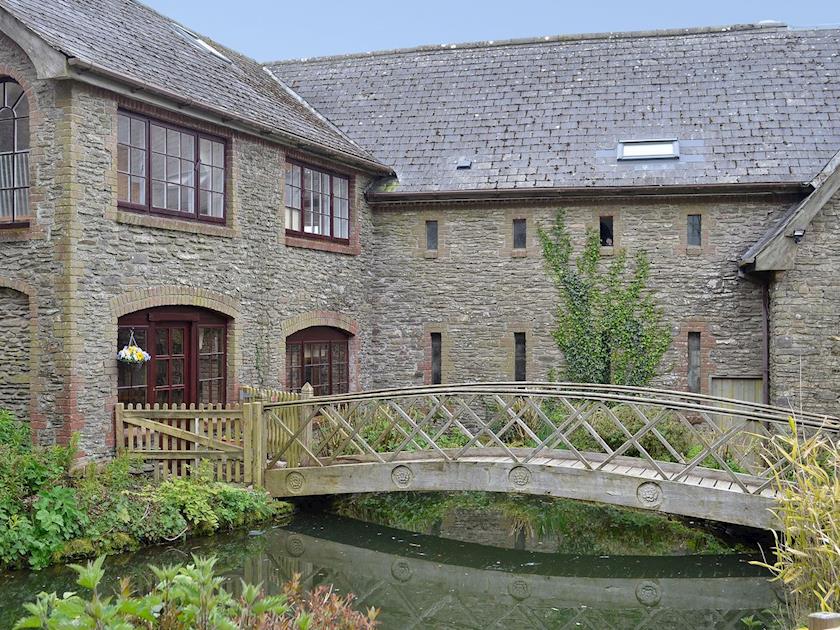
[299,383,314,466]
[243,402,253,485]
[809,612,840,630]
[114,403,125,453]
[252,400,265,487]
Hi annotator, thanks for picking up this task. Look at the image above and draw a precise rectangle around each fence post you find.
[114,403,125,453]
[809,613,840,630]
[252,401,265,487]
[299,383,314,466]
[243,403,253,485]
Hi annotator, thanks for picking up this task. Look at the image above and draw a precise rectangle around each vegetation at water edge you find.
[0,409,292,571]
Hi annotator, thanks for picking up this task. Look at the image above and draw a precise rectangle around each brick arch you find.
[107,286,242,407]
[0,276,42,436]
[279,311,360,392]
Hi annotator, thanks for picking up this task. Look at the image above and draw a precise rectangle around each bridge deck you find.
[266,450,780,530]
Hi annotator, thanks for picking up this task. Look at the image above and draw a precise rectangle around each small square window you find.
[687,214,702,247]
[426,220,438,251]
[513,218,526,249]
[599,216,614,247]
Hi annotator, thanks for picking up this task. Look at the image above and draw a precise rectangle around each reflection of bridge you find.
[247,523,781,630]
[259,383,840,530]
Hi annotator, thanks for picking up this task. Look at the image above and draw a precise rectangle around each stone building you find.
[0,0,839,455]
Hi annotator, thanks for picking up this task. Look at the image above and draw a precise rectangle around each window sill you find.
[423,249,439,259]
[685,246,703,256]
[510,249,528,258]
[0,221,44,241]
[285,233,360,256]
[115,209,238,238]
[600,245,616,256]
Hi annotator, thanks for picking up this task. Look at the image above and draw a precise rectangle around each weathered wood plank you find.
[122,416,241,452]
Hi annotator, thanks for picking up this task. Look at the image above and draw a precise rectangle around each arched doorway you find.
[117,306,229,405]
[285,326,350,395]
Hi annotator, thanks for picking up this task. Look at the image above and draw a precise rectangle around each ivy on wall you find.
[538,210,672,386]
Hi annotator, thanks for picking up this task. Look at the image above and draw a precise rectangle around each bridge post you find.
[253,400,265,486]
[296,383,314,467]
[809,613,840,630]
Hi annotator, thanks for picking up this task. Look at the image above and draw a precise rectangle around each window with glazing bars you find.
[285,161,350,241]
[0,78,29,224]
[513,218,526,249]
[117,111,226,222]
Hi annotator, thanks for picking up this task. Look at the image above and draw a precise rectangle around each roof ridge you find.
[265,22,789,66]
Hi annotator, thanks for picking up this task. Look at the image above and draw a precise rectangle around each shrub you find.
[752,421,839,618]
[538,209,671,386]
[14,555,378,629]
[0,409,291,571]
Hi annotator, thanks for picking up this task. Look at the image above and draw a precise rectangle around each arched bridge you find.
[256,383,839,530]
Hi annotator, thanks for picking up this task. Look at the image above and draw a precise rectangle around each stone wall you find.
[769,188,840,416]
[0,287,30,420]
[367,198,791,393]
[0,32,70,442]
[64,84,376,456]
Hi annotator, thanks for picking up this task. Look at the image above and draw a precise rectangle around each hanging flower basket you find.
[117,330,151,365]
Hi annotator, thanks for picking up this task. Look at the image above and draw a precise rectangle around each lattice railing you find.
[261,383,840,496]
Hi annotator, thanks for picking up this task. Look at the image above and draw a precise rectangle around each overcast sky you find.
[142,0,840,61]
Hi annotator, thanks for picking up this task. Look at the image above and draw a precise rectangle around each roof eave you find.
[741,148,840,272]
[65,58,392,175]
[367,181,809,208]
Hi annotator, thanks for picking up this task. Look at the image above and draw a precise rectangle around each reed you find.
[752,419,839,620]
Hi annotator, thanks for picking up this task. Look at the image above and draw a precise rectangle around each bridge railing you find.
[260,383,840,496]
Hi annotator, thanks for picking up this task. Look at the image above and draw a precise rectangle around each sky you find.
[142,0,840,61]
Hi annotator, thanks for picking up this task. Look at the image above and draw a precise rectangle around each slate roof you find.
[0,0,387,171]
[269,24,840,192]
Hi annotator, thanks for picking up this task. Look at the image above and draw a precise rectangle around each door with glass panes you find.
[117,307,227,406]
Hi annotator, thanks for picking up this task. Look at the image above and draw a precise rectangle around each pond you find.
[0,503,782,629]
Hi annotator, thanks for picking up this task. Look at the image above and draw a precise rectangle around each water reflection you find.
[0,513,781,629]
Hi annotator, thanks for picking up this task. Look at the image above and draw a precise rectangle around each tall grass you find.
[752,419,839,618]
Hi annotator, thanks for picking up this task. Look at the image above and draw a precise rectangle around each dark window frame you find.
[687,214,702,247]
[514,332,527,381]
[117,109,227,225]
[425,219,438,251]
[512,218,527,250]
[117,307,228,406]
[599,215,614,247]
[285,158,351,244]
[430,332,442,385]
[285,326,350,395]
[0,77,30,228]
[687,331,701,394]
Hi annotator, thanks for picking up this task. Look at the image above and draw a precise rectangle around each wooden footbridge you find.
[116,382,840,531]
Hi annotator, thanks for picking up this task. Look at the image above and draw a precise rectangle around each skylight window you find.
[171,23,231,63]
[617,139,679,161]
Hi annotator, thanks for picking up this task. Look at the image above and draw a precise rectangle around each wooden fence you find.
[115,387,302,485]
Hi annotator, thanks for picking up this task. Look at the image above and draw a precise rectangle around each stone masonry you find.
[770,188,840,415]
[368,197,791,393]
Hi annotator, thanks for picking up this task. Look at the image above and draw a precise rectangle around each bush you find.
[14,555,378,629]
[0,410,292,571]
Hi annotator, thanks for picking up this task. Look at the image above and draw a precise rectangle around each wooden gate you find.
[116,403,248,482]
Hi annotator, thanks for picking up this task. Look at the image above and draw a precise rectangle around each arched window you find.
[117,306,228,405]
[0,78,29,224]
[286,327,349,395]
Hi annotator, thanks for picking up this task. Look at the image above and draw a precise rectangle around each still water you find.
[0,512,780,629]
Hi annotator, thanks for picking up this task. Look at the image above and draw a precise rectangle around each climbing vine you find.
[538,209,671,386]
